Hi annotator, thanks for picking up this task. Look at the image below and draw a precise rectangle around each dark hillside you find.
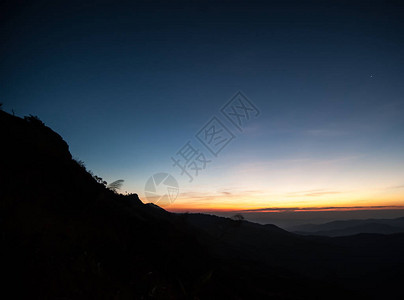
[0,111,338,299]
[1,110,404,299]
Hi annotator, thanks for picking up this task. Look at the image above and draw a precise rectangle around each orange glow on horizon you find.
[159,190,404,213]
[167,205,404,213]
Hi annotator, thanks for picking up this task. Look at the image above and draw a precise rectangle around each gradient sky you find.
[2,1,404,218]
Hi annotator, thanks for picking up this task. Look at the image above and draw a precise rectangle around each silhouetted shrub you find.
[24,114,45,126]
[94,175,107,186]
[73,158,109,186]
[73,158,87,171]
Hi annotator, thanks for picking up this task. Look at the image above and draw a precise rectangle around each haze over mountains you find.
[1,109,404,299]
[288,217,404,237]
[211,209,404,229]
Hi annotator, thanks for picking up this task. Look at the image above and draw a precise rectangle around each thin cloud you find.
[237,205,404,213]
[287,189,342,197]
[181,189,265,199]
[388,185,404,190]
[305,191,341,197]
[221,191,232,195]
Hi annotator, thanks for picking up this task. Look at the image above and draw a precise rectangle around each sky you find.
[1,0,404,223]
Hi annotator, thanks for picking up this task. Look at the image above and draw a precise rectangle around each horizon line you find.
[167,205,404,213]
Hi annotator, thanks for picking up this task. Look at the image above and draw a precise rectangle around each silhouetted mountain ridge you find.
[1,110,404,299]
[0,110,341,299]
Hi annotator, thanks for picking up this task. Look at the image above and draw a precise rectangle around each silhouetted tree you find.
[107,179,124,193]
[232,214,244,221]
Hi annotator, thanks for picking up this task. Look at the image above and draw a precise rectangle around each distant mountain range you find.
[288,217,404,236]
[1,109,404,299]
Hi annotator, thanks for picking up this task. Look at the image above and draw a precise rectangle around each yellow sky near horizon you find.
[165,188,404,212]
[138,153,404,212]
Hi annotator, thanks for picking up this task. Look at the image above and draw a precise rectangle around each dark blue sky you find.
[2,0,404,211]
